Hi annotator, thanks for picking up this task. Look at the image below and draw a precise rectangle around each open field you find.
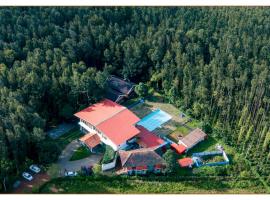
[38,175,267,194]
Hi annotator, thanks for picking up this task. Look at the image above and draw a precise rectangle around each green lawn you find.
[38,175,267,194]
[168,126,190,143]
[187,136,218,155]
[69,146,91,161]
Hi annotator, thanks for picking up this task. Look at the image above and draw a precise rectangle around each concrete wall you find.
[102,156,117,171]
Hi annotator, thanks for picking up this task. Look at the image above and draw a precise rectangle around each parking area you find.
[13,173,50,193]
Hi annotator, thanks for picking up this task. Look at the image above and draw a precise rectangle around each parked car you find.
[22,172,33,181]
[64,171,78,177]
[29,164,41,173]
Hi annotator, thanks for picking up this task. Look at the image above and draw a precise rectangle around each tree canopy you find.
[0,7,270,190]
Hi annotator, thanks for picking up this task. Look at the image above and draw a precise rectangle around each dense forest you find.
[0,7,269,190]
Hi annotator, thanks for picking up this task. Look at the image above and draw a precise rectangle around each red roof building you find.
[79,133,101,151]
[118,148,166,175]
[178,158,194,168]
[171,143,186,154]
[75,99,141,150]
[136,125,165,148]
[74,99,126,126]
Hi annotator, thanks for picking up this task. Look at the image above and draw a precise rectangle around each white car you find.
[22,172,33,181]
[64,171,78,177]
[29,164,41,173]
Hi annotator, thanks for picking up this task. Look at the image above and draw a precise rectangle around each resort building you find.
[118,147,166,175]
[74,99,141,151]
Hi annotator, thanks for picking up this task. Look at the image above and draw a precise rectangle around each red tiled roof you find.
[75,99,141,146]
[79,133,100,148]
[171,143,186,154]
[119,148,166,168]
[96,109,140,145]
[136,125,165,148]
[74,99,126,126]
[178,158,193,167]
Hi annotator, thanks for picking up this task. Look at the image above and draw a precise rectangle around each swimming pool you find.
[137,109,172,131]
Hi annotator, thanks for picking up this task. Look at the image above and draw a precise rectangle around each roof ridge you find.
[95,102,127,126]
[121,151,132,166]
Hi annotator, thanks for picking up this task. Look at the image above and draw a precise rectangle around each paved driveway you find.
[57,140,102,175]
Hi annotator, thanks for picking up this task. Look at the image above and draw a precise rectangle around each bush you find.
[162,149,178,174]
[92,164,102,175]
[101,145,115,164]
[201,121,213,135]
[135,82,149,98]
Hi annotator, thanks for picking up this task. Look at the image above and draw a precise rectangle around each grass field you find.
[69,146,91,161]
[38,175,267,194]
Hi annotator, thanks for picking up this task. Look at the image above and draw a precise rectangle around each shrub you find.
[135,82,149,98]
[201,121,213,135]
[162,149,178,174]
[101,145,115,164]
[92,164,102,175]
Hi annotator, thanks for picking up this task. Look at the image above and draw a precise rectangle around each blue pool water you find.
[137,109,172,131]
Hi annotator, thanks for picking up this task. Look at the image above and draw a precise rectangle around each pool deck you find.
[136,109,172,132]
[130,98,189,138]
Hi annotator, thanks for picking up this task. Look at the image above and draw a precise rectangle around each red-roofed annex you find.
[136,125,165,148]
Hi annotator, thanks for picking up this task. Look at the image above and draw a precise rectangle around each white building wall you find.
[78,121,119,151]
[101,156,117,171]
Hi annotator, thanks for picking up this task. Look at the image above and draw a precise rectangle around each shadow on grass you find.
[187,136,218,156]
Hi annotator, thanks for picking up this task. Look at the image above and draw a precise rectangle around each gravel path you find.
[57,140,102,175]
